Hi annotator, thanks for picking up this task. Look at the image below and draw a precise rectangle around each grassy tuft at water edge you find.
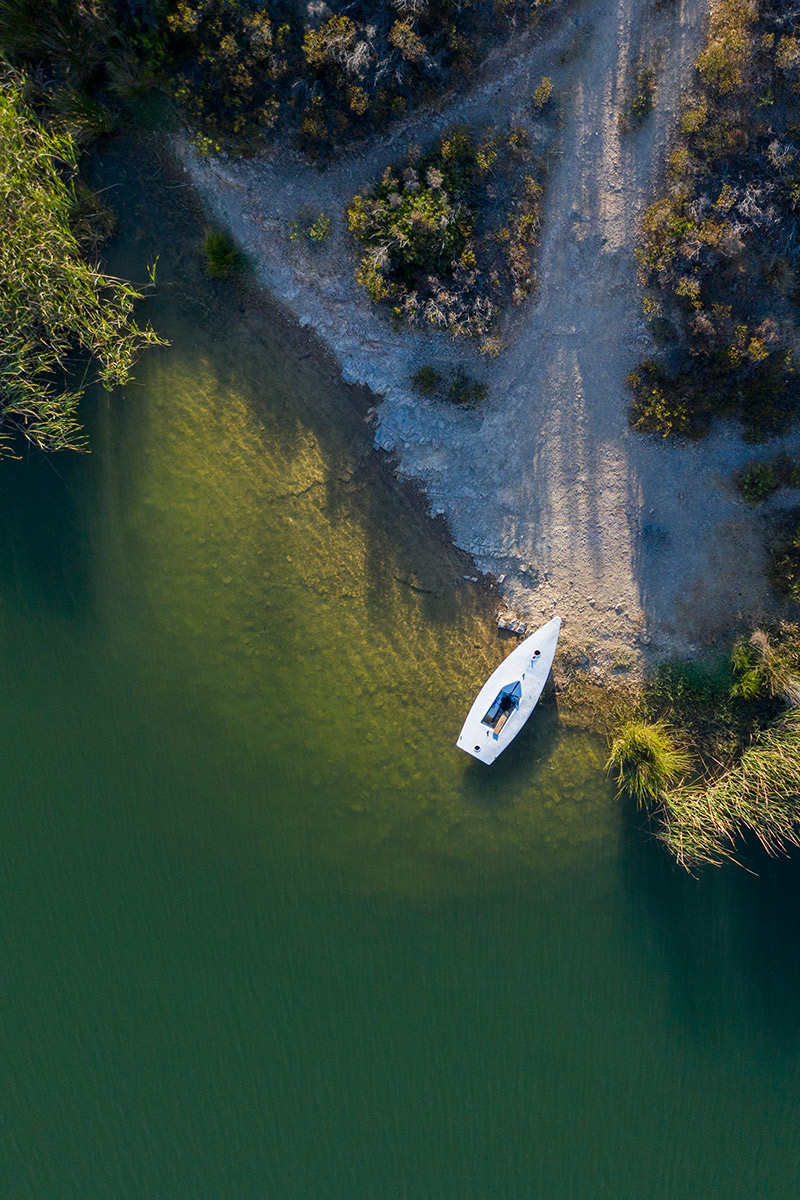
[606,720,693,808]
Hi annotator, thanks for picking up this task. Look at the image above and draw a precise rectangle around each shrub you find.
[606,720,693,807]
[735,455,799,502]
[410,364,488,404]
[695,0,753,95]
[770,518,800,601]
[410,364,441,398]
[410,364,443,397]
[347,124,548,340]
[738,461,779,503]
[627,361,707,438]
[116,0,556,158]
[630,0,800,443]
[447,366,488,405]
[0,71,163,453]
[203,228,244,278]
[621,65,657,131]
[289,208,331,244]
[532,76,553,109]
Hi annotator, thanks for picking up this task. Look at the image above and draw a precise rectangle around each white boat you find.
[456,617,561,764]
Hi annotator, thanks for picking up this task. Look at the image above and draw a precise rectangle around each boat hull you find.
[456,617,561,764]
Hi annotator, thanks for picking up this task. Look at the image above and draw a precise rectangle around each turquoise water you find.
[3,143,800,1198]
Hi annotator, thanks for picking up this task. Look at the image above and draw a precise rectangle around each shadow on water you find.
[620,809,800,1049]
[459,695,561,809]
[89,135,491,649]
[0,438,95,623]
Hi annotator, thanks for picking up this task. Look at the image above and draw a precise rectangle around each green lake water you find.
[4,142,800,1198]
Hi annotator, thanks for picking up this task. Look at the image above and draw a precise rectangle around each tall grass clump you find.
[661,711,800,868]
[0,71,163,452]
[606,720,692,807]
[731,629,800,706]
[612,629,800,871]
[203,228,244,279]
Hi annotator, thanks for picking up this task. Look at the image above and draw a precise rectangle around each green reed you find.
[606,720,693,808]
[662,710,800,869]
[0,69,164,452]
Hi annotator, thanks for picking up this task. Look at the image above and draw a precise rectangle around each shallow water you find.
[3,142,800,1199]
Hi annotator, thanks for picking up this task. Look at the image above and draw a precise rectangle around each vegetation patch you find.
[661,711,800,868]
[735,454,798,504]
[115,0,558,159]
[735,454,800,503]
[609,625,800,870]
[410,363,488,405]
[606,719,691,807]
[203,228,245,278]
[531,75,554,110]
[0,0,149,130]
[347,124,548,345]
[770,511,800,600]
[619,61,658,132]
[632,0,800,441]
[288,207,331,245]
[0,70,163,453]
[730,627,800,703]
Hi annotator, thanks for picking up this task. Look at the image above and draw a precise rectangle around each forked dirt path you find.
[180,0,796,668]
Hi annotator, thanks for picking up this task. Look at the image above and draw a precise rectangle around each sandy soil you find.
[177,0,800,670]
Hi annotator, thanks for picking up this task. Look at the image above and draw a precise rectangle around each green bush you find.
[203,228,244,278]
[0,71,163,453]
[447,366,488,405]
[621,66,656,130]
[627,361,707,439]
[739,461,779,503]
[410,365,443,397]
[735,455,800,503]
[410,363,488,404]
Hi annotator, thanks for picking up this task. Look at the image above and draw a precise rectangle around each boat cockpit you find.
[481,681,522,736]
